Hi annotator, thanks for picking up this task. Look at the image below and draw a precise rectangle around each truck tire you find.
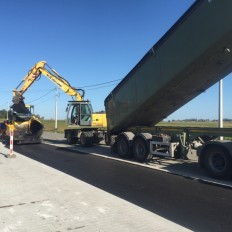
[203,145,232,179]
[80,131,93,147]
[133,137,149,162]
[105,132,111,146]
[116,133,133,159]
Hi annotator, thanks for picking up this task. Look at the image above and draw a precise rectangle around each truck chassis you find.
[109,126,232,179]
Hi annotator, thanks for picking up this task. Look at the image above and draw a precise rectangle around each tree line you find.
[169,118,232,122]
[0,109,42,119]
[0,110,7,119]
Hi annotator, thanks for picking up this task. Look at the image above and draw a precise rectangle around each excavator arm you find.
[12,61,85,113]
[39,64,85,101]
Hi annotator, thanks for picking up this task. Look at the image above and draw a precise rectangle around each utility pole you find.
[55,87,58,130]
[219,79,223,140]
[6,101,9,120]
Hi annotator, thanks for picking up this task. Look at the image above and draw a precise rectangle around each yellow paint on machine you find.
[92,113,107,128]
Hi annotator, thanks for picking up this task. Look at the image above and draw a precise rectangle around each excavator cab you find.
[66,101,93,126]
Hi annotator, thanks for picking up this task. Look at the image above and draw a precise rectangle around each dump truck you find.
[104,0,232,179]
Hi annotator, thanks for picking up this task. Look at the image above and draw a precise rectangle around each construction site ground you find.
[0,131,231,232]
[43,132,232,188]
[0,132,192,232]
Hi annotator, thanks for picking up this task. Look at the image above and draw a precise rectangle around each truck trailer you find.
[104,0,232,179]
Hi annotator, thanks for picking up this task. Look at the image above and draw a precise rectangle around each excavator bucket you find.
[12,92,30,114]
[11,100,30,114]
[5,117,44,144]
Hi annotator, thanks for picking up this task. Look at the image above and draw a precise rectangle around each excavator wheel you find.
[66,133,77,145]
[80,131,94,147]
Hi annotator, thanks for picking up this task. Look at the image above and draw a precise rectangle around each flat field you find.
[42,120,232,132]
[41,119,67,133]
[158,121,232,128]
[1,118,232,133]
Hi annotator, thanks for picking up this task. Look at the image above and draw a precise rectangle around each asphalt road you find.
[14,143,232,231]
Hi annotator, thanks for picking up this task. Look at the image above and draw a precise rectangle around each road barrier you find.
[7,126,16,158]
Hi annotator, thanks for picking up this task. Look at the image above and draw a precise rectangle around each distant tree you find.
[0,109,7,119]
[34,114,44,119]
[94,110,106,114]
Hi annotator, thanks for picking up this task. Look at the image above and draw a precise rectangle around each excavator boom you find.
[12,61,85,113]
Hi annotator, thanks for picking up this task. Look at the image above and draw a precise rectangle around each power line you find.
[24,89,56,93]
[79,78,122,88]
[0,90,12,93]
[85,83,118,91]
[60,83,118,94]
[28,88,56,104]
[34,97,55,106]
[6,78,121,107]
[0,89,56,93]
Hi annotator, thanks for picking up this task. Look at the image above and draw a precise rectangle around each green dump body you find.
[104,0,232,134]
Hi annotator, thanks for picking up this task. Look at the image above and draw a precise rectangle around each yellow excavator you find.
[6,61,107,146]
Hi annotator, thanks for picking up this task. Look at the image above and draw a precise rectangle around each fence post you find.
[6,126,16,158]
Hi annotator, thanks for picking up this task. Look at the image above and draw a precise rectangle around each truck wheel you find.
[80,132,93,147]
[204,146,232,179]
[105,132,111,146]
[133,137,149,162]
[116,134,132,159]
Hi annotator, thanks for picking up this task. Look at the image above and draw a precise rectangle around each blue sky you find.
[0,0,231,120]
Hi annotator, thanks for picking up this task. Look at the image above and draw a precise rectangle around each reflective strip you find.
[9,128,13,156]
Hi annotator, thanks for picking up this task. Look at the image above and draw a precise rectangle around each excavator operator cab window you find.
[70,104,80,125]
[68,102,92,126]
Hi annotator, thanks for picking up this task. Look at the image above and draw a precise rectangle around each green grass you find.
[2,118,232,133]
[41,119,66,133]
[157,121,232,128]
[41,120,232,134]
